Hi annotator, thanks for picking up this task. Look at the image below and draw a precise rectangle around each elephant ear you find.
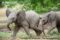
[6,8,11,17]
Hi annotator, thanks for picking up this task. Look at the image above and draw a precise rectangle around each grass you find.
[0,31,37,40]
[0,31,60,40]
[0,30,59,38]
[0,31,35,38]
[0,32,11,37]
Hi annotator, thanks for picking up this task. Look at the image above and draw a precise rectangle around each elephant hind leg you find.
[34,30,42,36]
[33,29,42,38]
[22,21,32,38]
[23,26,31,37]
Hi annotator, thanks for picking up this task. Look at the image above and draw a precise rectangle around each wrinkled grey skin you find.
[25,10,43,36]
[38,11,60,34]
[6,9,43,39]
[6,8,27,40]
[38,13,49,35]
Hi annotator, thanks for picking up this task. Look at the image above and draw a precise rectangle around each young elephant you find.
[6,9,43,39]
[6,8,27,40]
[38,13,49,36]
[38,11,60,34]
[48,11,60,33]
[25,10,43,36]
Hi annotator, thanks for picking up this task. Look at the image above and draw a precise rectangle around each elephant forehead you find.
[8,13,16,19]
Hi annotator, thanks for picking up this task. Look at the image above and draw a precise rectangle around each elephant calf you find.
[6,8,43,40]
[38,11,60,34]
[25,10,43,36]
[6,8,27,40]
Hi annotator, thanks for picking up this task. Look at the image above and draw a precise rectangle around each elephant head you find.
[38,15,48,27]
[38,11,56,35]
[38,11,56,27]
[6,8,25,30]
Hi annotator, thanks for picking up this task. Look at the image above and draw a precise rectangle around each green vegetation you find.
[0,0,60,13]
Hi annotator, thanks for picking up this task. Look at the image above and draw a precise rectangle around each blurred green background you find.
[0,0,60,13]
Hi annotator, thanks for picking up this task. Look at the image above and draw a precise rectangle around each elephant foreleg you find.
[22,21,32,38]
[11,25,20,40]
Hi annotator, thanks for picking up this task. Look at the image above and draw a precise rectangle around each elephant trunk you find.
[7,23,11,30]
[7,19,13,31]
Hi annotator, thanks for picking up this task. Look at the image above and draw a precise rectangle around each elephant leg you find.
[47,22,56,34]
[23,26,32,37]
[34,29,42,36]
[7,22,12,31]
[34,29,46,39]
[47,27,55,34]
[37,23,46,37]
[41,26,47,38]
[11,25,20,40]
[22,21,32,38]
[7,24,11,30]
[42,28,45,36]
